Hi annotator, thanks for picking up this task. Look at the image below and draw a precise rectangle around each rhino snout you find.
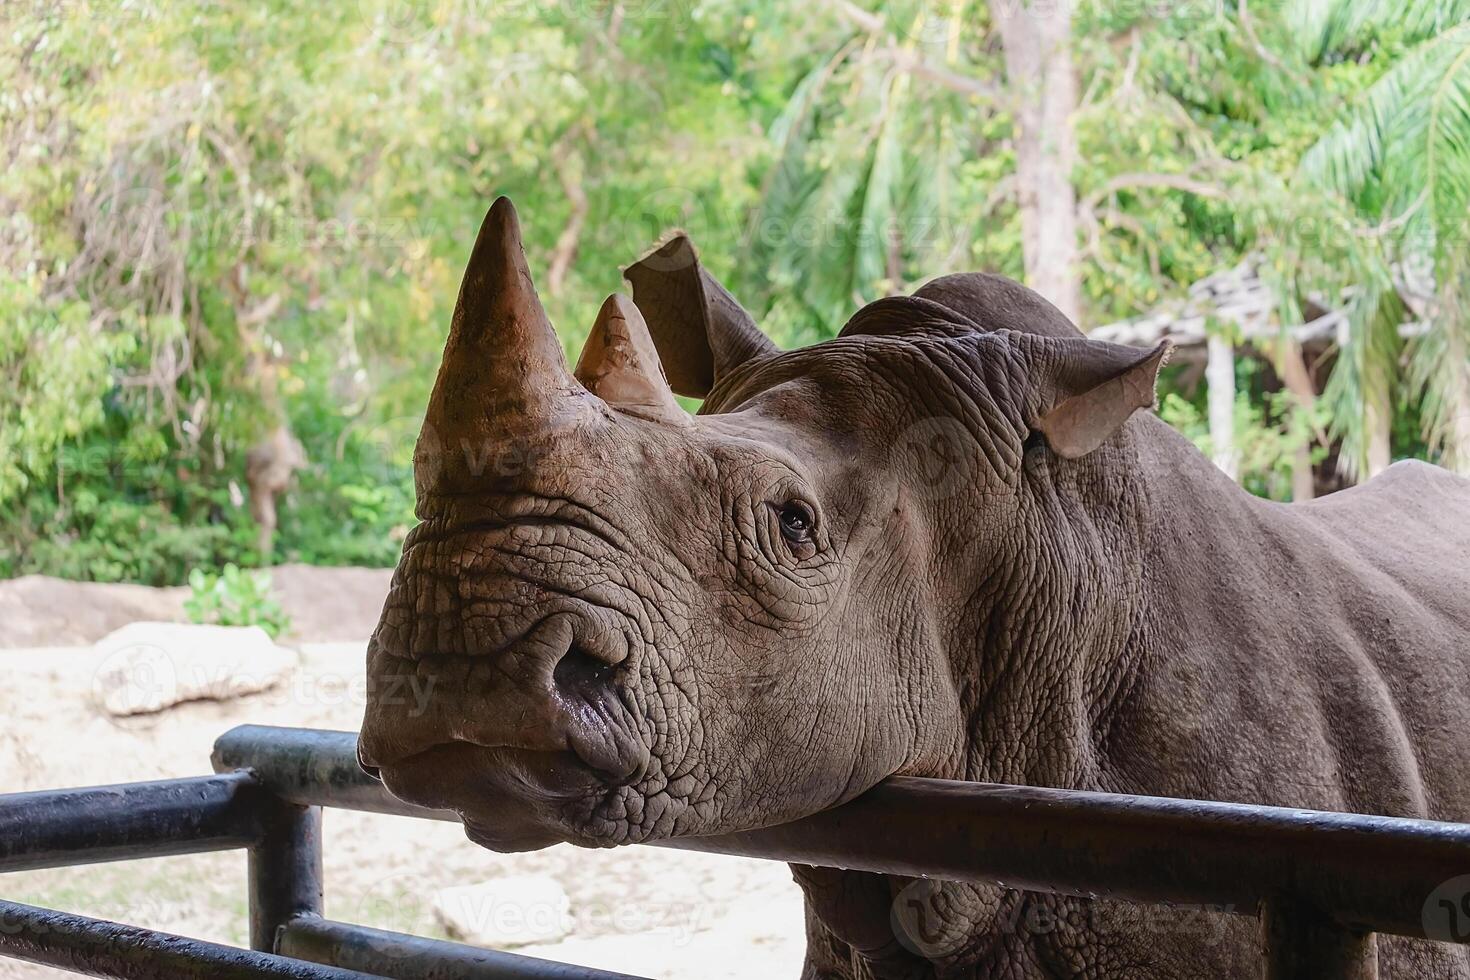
[359,612,646,805]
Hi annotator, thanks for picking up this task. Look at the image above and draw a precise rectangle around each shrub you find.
[183,564,292,640]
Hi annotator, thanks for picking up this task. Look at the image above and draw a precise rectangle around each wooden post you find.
[1365,399,1392,480]
[1207,333,1238,480]
[1446,352,1470,476]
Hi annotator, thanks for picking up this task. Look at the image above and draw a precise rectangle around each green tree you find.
[1277,0,1470,477]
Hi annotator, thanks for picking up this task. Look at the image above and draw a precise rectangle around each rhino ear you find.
[1016,335,1172,459]
[622,234,777,399]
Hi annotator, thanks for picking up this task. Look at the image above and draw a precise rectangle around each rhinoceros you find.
[358,198,1470,978]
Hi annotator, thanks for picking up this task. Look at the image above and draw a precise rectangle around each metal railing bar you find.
[0,900,383,979]
[250,801,324,952]
[277,915,653,980]
[212,725,1470,943]
[1261,898,1380,980]
[0,772,262,874]
[212,727,455,822]
[676,778,1470,941]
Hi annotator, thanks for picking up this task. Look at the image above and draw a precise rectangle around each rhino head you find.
[357,198,1168,852]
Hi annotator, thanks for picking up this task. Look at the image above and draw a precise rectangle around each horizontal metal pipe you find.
[0,772,262,872]
[213,726,456,821]
[213,725,1470,942]
[278,915,651,980]
[0,901,380,979]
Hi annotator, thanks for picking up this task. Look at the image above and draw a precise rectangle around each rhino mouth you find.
[364,608,656,851]
[377,741,610,851]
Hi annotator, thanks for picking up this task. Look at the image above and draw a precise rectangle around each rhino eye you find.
[775,500,816,555]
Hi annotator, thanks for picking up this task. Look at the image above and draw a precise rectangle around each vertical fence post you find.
[1206,332,1240,480]
[1261,899,1378,980]
[249,797,323,953]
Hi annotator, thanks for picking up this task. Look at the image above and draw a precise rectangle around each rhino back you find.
[1120,424,1470,826]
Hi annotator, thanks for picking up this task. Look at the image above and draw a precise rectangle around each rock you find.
[90,622,298,716]
[0,575,188,649]
[432,875,572,948]
[0,565,394,649]
[268,564,392,643]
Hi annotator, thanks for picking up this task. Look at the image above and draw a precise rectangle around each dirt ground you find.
[0,573,806,979]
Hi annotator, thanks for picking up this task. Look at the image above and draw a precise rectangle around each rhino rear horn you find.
[575,294,689,426]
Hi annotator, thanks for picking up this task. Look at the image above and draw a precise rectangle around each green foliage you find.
[2,0,1467,586]
[750,0,1470,478]
[0,0,762,580]
[184,564,291,639]
[1159,388,1325,502]
[1284,14,1470,476]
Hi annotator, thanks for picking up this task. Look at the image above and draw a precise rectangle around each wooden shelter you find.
[1090,256,1429,500]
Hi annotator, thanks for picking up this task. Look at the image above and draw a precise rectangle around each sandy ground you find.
[0,577,808,979]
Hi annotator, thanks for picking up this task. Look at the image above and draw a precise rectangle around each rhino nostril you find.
[552,642,617,695]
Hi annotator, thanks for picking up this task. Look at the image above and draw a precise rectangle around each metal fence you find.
[3,724,1470,979]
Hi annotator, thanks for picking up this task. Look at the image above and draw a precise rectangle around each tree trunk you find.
[547,142,588,298]
[1274,339,1319,501]
[994,0,1082,325]
[246,425,306,564]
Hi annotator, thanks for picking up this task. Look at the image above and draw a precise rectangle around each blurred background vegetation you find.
[3,0,1468,584]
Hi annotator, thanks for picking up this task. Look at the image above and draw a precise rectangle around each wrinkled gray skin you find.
[360,199,1470,979]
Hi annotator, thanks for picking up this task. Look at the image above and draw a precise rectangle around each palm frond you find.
[1286,0,1470,62]
[1297,24,1470,213]
[850,74,906,302]
[1292,22,1470,475]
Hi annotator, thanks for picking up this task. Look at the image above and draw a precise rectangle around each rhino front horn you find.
[575,294,689,426]
[415,197,599,496]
